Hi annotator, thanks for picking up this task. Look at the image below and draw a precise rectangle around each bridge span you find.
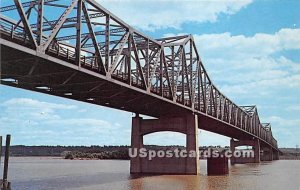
[0,0,279,174]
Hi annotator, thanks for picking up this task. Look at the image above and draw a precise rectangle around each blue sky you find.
[0,0,299,147]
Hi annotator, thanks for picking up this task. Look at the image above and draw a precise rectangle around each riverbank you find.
[4,145,300,160]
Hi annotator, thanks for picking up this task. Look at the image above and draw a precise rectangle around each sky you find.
[0,0,300,148]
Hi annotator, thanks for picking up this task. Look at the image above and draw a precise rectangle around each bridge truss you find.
[0,0,278,150]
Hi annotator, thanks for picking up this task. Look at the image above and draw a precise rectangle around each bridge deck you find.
[0,0,279,151]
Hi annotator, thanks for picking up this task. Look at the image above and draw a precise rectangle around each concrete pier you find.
[130,114,200,175]
[261,146,274,161]
[273,150,280,160]
[207,155,229,176]
[230,138,260,164]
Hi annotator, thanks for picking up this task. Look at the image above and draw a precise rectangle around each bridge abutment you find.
[230,138,260,164]
[130,114,200,175]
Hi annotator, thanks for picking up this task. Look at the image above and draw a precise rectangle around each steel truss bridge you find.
[0,0,278,152]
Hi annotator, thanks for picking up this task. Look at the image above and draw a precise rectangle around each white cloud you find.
[189,28,300,100]
[262,116,300,147]
[266,116,300,128]
[195,29,300,61]
[286,105,300,111]
[0,97,231,146]
[97,0,253,31]
[144,132,186,145]
[2,98,76,110]
[143,130,230,147]
[0,98,131,145]
[199,130,230,146]
[1,98,77,122]
[220,74,300,97]
[46,118,111,128]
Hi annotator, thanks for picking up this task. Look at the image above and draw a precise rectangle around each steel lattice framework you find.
[0,0,278,150]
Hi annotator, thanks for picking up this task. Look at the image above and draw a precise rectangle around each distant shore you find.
[4,145,300,160]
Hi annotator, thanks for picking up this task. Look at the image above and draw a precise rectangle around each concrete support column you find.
[253,139,260,163]
[230,138,260,164]
[130,115,143,174]
[275,150,278,160]
[230,138,236,165]
[130,113,200,175]
[270,149,274,161]
[277,151,280,160]
[186,114,200,174]
[261,146,274,161]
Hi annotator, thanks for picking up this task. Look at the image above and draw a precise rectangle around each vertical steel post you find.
[76,0,82,67]
[105,15,110,69]
[160,51,163,96]
[181,49,185,103]
[13,0,37,47]
[189,39,193,106]
[0,136,2,174]
[127,33,132,85]
[3,135,10,190]
[146,39,149,85]
[36,0,44,46]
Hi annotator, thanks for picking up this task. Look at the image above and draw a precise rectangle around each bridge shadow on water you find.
[127,173,254,190]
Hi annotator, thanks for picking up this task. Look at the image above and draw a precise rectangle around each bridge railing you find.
[0,16,31,45]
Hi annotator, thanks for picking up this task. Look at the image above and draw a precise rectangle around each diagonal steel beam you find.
[82,2,106,73]
[1,0,58,12]
[131,36,147,88]
[191,60,199,108]
[12,1,35,34]
[147,49,161,91]
[62,72,77,85]
[41,0,78,51]
[183,50,192,105]
[108,32,129,75]
[13,0,37,48]
[162,50,173,98]
[172,47,183,100]
[32,6,56,31]
[30,13,105,29]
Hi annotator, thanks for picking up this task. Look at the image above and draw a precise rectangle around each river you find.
[4,157,300,190]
